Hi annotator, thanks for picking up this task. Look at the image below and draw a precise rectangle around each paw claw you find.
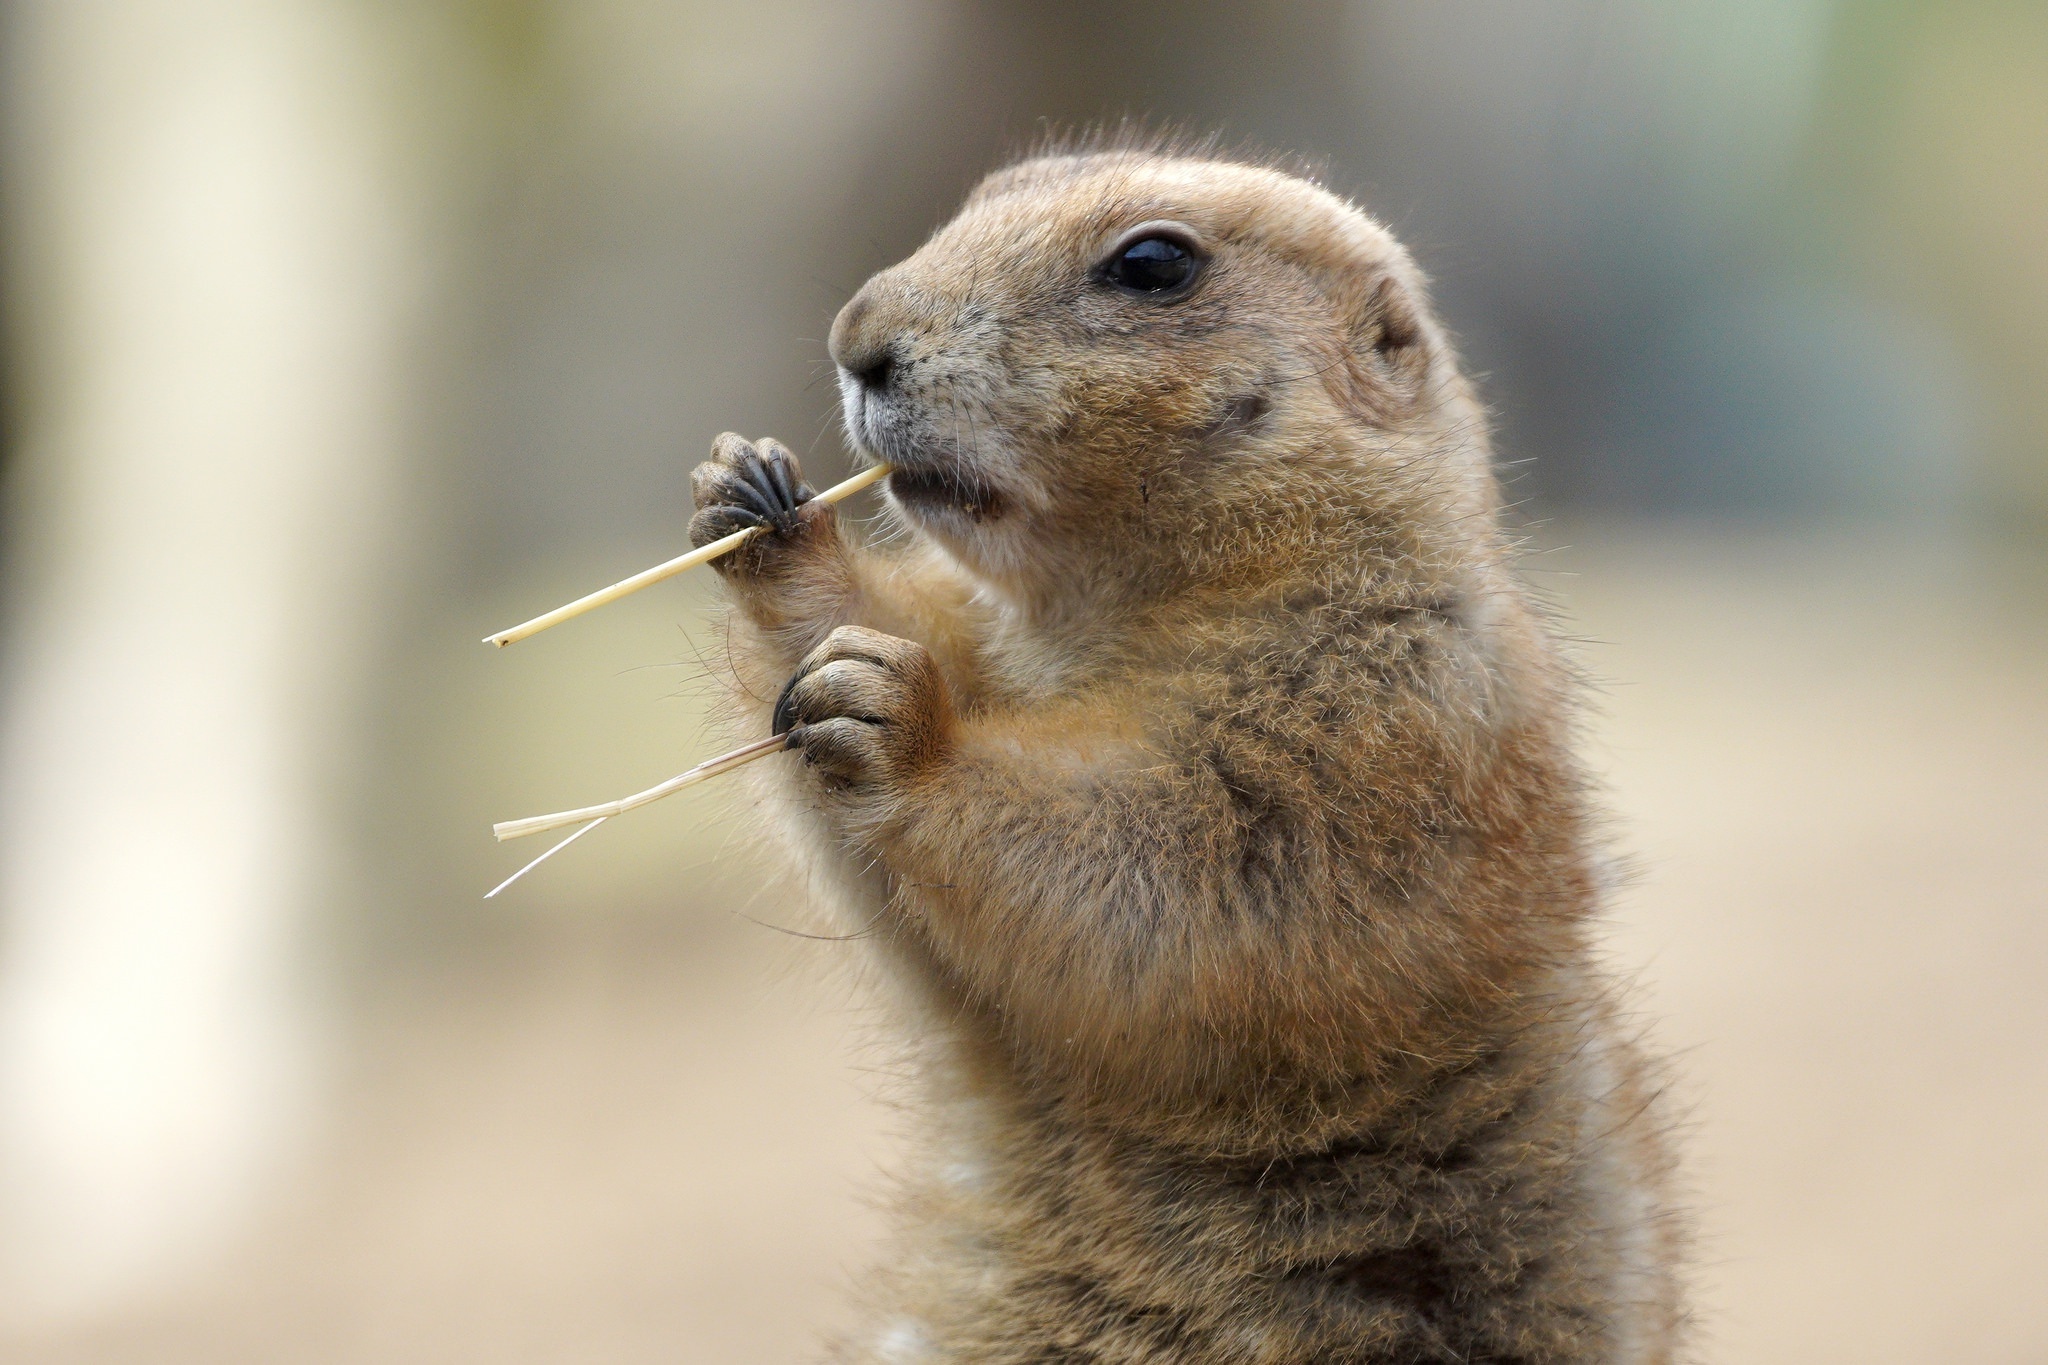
[688,433,832,568]
[772,670,803,736]
[758,438,810,512]
[774,627,955,791]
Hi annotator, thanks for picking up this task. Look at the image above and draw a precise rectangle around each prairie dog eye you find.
[1099,224,1203,296]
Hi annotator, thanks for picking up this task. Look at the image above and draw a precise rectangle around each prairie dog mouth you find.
[841,376,1008,523]
[885,463,1005,522]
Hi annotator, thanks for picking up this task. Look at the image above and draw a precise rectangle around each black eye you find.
[1106,235,1196,294]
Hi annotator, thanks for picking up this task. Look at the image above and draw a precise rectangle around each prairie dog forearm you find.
[716,523,985,706]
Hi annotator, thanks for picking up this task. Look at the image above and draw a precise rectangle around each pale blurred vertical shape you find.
[0,0,414,1322]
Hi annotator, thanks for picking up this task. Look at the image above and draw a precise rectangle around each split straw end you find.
[491,732,788,843]
[484,733,789,898]
[485,817,607,899]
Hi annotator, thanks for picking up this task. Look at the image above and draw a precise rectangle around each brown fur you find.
[687,133,1684,1363]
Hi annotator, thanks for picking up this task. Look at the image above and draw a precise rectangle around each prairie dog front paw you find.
[689,432,839,579]
[690,433,852,645]
[773,626,956,794]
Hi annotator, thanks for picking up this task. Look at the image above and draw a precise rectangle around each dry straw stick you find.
[484,733,788,898]
[483,462,892,648]
[493,732,788,843]
[483,736,786,896]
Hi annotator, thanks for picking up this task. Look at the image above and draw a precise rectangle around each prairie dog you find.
[689,136,1682,1363]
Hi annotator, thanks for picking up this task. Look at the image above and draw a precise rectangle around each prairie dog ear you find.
[1336,268,1430,425]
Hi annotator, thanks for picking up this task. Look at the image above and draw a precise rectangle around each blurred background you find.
[0,1,2043,1360]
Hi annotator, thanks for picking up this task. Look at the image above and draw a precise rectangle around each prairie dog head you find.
[830,146,1498,611]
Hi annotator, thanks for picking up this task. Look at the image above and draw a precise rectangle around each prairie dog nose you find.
[829,285,897,392]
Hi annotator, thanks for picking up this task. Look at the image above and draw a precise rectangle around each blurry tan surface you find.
[1,909,898,1365]
[4,528,2044,1364]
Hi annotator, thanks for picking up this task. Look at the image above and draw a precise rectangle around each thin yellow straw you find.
[483,462,892,647]
[492,732,788,842]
